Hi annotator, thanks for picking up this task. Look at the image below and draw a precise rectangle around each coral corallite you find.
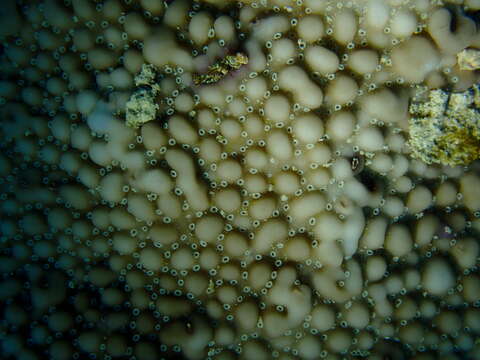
[0,0,480,360]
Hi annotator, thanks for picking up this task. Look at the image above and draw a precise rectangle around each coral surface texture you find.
[0,0,480,360]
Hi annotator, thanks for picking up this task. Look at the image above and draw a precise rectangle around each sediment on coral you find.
[408,84,480,167]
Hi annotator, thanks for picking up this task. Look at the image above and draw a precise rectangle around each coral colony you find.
[0,0,480,359]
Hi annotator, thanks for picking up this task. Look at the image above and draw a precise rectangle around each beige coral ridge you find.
[0,0,480,360]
